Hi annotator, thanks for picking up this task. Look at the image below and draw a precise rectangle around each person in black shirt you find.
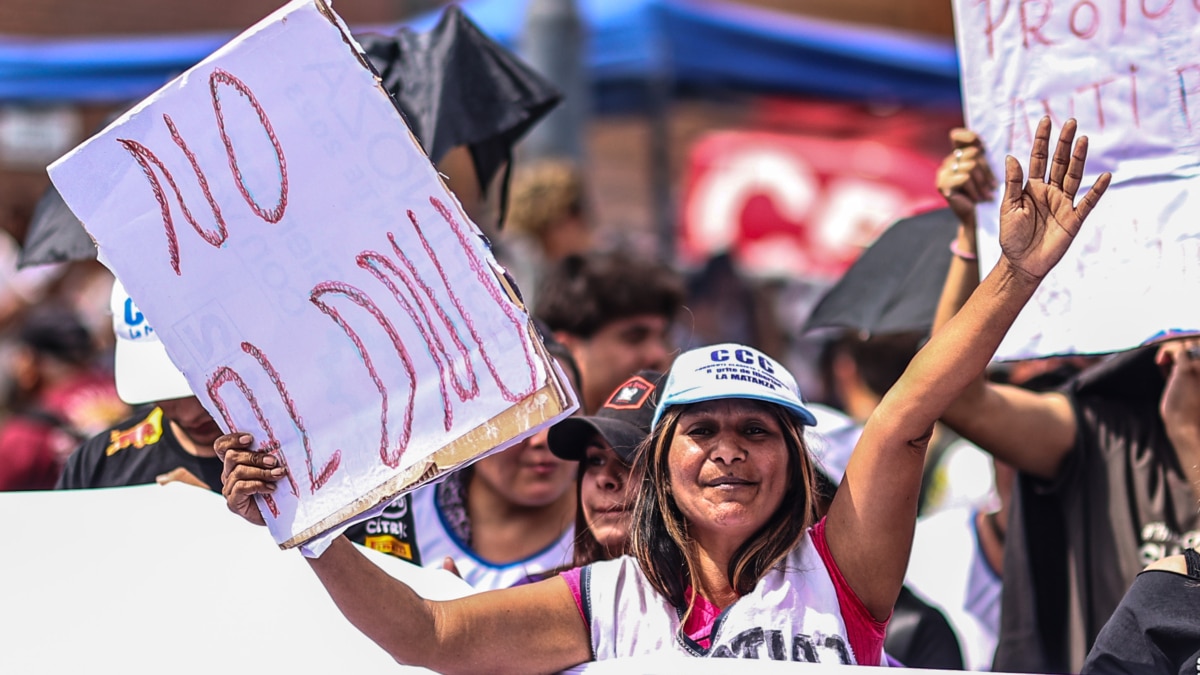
[1083,548,1200,675]
[933,125,1199,672]
[56,280,223,492]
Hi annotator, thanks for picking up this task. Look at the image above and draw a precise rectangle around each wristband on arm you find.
[949,239,978,261]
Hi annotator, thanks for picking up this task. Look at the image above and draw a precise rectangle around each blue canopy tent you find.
[2,0,963,265]
[0,0,961,108]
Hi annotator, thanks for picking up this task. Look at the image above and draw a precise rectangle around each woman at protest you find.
[1084,338,1200,672]
[545,369,664,567]
[219,118,1109,670]
[933,121,1200,671]
[344,327,582,590]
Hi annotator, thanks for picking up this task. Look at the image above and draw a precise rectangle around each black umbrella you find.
[803,207,958,337]
[19,6,561,269]
[357,6,561,221]
[19,184,93,268]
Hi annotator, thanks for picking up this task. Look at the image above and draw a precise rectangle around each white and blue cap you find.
[111,279,193,406]
[651,343,818,430]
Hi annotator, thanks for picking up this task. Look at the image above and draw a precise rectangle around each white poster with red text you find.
[954,0,1200,359]
[47,0,575,553]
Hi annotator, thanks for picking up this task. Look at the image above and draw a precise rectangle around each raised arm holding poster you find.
[46,0,576,554]
[953,0,1200,359]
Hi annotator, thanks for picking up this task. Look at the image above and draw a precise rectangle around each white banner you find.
[1,485,471,673]
[47,0,574,550]
[953,0,1200,359]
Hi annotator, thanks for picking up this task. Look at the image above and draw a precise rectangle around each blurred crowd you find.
[3,133,1198,673]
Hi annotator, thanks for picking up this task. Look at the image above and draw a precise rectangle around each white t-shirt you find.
[905,507,1002,670]
[580,526,885,665]
[408,483,574,591]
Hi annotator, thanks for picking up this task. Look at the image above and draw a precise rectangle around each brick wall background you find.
[0,0,959,253]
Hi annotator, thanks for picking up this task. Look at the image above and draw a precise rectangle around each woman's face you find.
[667,399,791,547]
[580,436,635,555]
[472,427,577,508]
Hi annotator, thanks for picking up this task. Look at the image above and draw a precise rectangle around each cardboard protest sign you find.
[953,0,1200,359]
[47,0,576,552]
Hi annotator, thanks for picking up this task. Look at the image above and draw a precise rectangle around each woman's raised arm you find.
[218,434,592,674]
[825,117,1111,621]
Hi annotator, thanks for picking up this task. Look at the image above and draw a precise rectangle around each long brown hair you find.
[628,402,818,613]
[571,446,641,568]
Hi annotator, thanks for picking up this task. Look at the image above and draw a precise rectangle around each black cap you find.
[548,370,664,463]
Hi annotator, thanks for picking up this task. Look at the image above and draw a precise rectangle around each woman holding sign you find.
[219,118,1109,670]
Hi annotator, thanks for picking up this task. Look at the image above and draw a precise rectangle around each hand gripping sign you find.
[48,0,576,553]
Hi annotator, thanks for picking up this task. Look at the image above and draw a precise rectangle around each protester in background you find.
[497,159,591,309]
[535,250,683,414]
[547,369,663,567]
[0,306,129,490]
[933,121,1198,672]
[345,327,583,589]
[819,329,997,516]
[801,400,965,669]
[219,117,1109,670]
[55,280,224,491]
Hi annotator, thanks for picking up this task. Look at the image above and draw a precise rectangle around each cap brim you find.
[548,416,645,463]
[114,337,193,405]
[652,387,818,430]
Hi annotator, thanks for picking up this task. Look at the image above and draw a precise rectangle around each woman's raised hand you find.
[216,432,285,526]
[998,116,1112,281]
[937,128,997,226]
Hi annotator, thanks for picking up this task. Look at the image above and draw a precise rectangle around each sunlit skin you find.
[580,437,636,557]
[565,314,673,414]
[471,427,577,509]
[157,396,223,451]
[668,399,791,552]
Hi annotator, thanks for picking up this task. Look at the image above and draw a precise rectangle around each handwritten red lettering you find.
[357,251,475,430]
[1141,0,1174,18]
[1069,1,1099,38]
[1128,64,1140,127]
[1082,77,1118,129]
[310,281,417,468]
[210,68,289,223]
[119,68,286,276]
[982,0,1013,59]
[1012,67,1141,140]
[117,133,228,275]
[411,197,538,402]
[984,0,1200,54]
[1008,98,1035,149]
[1177,65,1200,130]
[1040,96,1073,126]
[240,341,341,493]
[1019,0,1056,49]
[206,365,298,517]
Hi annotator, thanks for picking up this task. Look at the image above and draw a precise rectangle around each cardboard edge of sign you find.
[279,312,575,550]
